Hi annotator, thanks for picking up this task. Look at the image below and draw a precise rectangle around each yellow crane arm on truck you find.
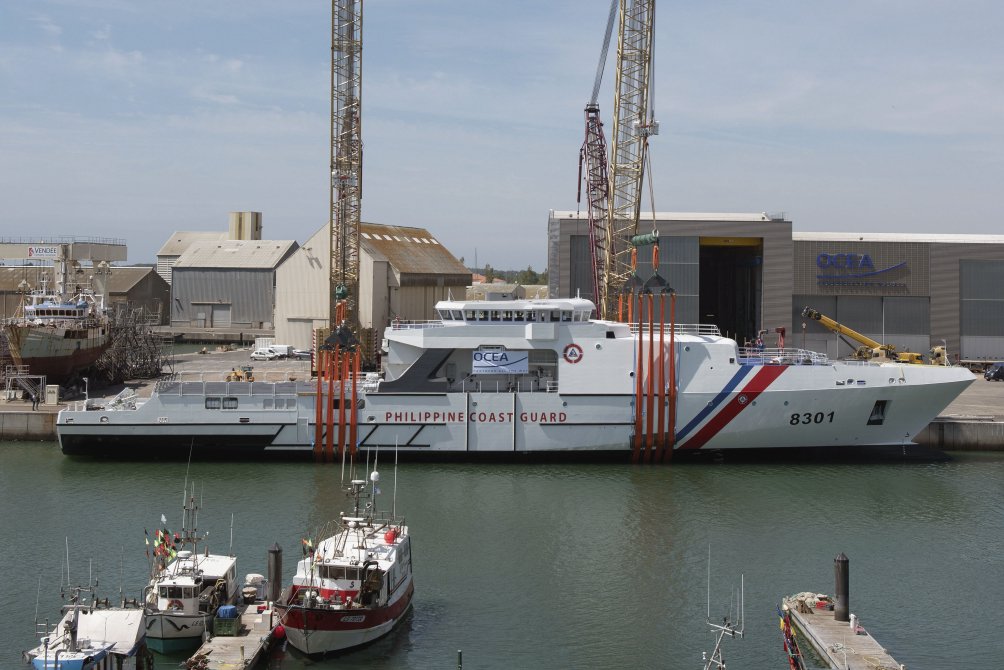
[800,306,931,364]
[800,306,883,352]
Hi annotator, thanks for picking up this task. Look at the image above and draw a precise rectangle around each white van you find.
[269,344,293,359]
[250,348,278,361]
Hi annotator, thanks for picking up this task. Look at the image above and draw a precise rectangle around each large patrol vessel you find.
[56,297,973,458]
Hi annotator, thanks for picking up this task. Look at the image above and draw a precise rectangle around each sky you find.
[2,1,1003,271]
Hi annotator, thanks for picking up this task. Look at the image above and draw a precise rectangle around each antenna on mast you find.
[702,546,745,670]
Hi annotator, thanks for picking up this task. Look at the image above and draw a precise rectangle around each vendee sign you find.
[27,245,59,258]
[472,349,528,375]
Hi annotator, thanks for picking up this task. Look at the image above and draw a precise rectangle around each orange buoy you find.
[384,529,398,544]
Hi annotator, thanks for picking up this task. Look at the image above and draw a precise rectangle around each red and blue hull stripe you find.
[675,365,787,450]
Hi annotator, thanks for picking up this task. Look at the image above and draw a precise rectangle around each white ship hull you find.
[57,297,974,458]
[143,611,209,653]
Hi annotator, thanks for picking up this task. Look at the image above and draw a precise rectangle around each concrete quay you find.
[914,376,1004,450]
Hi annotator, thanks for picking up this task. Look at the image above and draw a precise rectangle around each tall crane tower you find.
[578,0,618,319]
[603,0,658,319]
[329,0,363,344]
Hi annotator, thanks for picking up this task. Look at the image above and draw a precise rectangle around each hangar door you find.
[700,237,762,345]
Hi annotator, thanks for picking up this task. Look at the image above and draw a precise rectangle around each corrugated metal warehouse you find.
[156,231,229,286]
[170,239,298,330]
[274,222,470,350]
[548,211,1004,362]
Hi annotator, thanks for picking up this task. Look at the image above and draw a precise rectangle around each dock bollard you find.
[834,552,849,622]
[267,542,283,602]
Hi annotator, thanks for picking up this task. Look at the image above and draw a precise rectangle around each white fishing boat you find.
[57,296,974,459]
[274,467,413,654]
[23,585,153,670]
[142,490,238,653]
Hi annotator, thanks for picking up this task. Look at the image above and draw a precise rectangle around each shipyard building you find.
[547,211,1004,363]
[273,222,471,352]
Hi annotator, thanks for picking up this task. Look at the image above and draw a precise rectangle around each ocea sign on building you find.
[815,252,907,288]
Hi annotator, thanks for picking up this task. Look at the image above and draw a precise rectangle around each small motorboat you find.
[23,585,152,670]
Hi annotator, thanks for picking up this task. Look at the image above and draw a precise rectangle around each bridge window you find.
[222,397,239,410]
[205,397,221,410]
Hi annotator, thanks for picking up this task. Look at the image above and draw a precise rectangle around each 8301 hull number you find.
[790,411,835,425]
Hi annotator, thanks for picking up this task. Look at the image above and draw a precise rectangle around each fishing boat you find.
[142,489,239,653]
[57,296,974,459]
[22,585,153,670]
[274,467,413,654]
[3,281,110,384]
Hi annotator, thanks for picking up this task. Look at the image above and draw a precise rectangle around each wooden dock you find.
[185,603,276,670]
[782,594,903,670]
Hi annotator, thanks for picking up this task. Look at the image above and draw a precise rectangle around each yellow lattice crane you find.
[580,0,659,319]
[328,0,363,353]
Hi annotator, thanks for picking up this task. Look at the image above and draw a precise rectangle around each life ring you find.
[167,599,184,611]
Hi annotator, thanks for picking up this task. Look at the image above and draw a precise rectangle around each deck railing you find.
[628,323,722,336]
[738,347,831,365]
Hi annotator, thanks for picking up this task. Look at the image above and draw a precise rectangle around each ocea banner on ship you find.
[472,349,529,375]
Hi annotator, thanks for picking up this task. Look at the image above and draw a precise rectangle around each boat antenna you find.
[34,571,42,626]
[702,545,745,670]
[229,512,235,557]
[182,438,194,530]
[393,438,399,518]
[65,537,71,589]
[341,436,347,484]
[119,547,125,606]
[369,441,380,510]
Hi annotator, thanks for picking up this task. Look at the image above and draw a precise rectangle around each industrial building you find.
[274,222,470,350]
[547,210,1004,362]
[156,211,264,285]
[170,239,298,330]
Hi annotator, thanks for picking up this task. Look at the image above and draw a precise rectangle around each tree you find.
[515,265,540,285]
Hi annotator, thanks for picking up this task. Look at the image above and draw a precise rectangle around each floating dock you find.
[186,602,276,670]
[782,593,903,670]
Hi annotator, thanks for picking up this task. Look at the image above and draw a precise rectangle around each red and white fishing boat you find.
[275,470,413,655]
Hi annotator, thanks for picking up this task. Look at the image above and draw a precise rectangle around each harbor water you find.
[3,441,1003,669]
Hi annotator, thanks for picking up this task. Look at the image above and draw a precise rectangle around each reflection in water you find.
[3,443,1003,668]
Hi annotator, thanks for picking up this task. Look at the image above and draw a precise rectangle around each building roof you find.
[360,223,469,277]
[0,265,160,294]
[157,231,230,257]
[550,210,784,222]
[794,231,1004,244]
[173,239,298,270]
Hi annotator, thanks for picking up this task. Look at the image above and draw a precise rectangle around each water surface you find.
[3,442,1002,668]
